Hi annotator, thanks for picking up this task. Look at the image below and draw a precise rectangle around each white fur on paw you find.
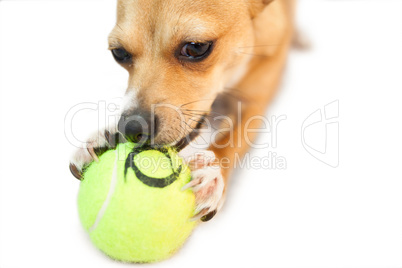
[186,165,224,214]
[180,149,216,170]
[69,129,111,171]
[70,147,92,172]
[180,150,225,213]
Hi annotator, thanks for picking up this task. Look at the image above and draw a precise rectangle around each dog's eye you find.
[111,48,132,63]
[180,42,212,60]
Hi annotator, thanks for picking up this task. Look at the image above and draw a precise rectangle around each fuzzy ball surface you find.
[77,143,196,263]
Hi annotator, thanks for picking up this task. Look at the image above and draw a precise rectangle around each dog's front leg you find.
[180,149,225,222]
[179,96,272,222]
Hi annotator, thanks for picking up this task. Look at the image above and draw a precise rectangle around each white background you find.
[1,0,402,267]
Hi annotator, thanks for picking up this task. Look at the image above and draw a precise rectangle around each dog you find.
[70,0,295,222]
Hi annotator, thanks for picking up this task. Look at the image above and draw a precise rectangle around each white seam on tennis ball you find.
[89,149,119,233]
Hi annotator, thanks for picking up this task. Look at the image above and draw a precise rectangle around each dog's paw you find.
[69,128,123,180]
[181,151,225,222]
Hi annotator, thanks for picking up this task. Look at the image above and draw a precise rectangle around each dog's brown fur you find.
[71,0,295,221]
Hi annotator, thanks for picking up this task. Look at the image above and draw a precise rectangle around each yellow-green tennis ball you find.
[77,143,196,263]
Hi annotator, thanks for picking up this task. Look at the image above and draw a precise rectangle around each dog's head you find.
[109,0,273,146]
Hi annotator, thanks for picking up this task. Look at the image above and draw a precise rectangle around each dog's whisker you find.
[180,111,205,116]
[181,109,225,116]
[180,113,208,122]
[185,113,229,122]
[172,127,185,142]
[187,118,207,127]
[180,99,215,108]
[182,120,196,132]
[180,112,203,117]
[178,124,192,135]
[181,112,231,129]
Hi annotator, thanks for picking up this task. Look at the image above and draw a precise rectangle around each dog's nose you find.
[118,112,158,143]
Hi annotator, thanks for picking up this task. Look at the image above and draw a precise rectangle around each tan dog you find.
[70,0,295,221]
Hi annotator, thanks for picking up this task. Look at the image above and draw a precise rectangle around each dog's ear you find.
[248,0,274,18]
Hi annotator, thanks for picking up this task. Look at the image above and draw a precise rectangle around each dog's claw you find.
[104,130,116,149]
[69,163,82,180]
[181,177,202,191]
[191,208,217,222]
[87,147,99,162]
[190,208,210,221]
[201,209,217,222]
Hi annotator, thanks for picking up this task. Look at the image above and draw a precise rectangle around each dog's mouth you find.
[114,112,207,152]
[174,114,207,151]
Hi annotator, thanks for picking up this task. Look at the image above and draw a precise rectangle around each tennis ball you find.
[77,143,196,263]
